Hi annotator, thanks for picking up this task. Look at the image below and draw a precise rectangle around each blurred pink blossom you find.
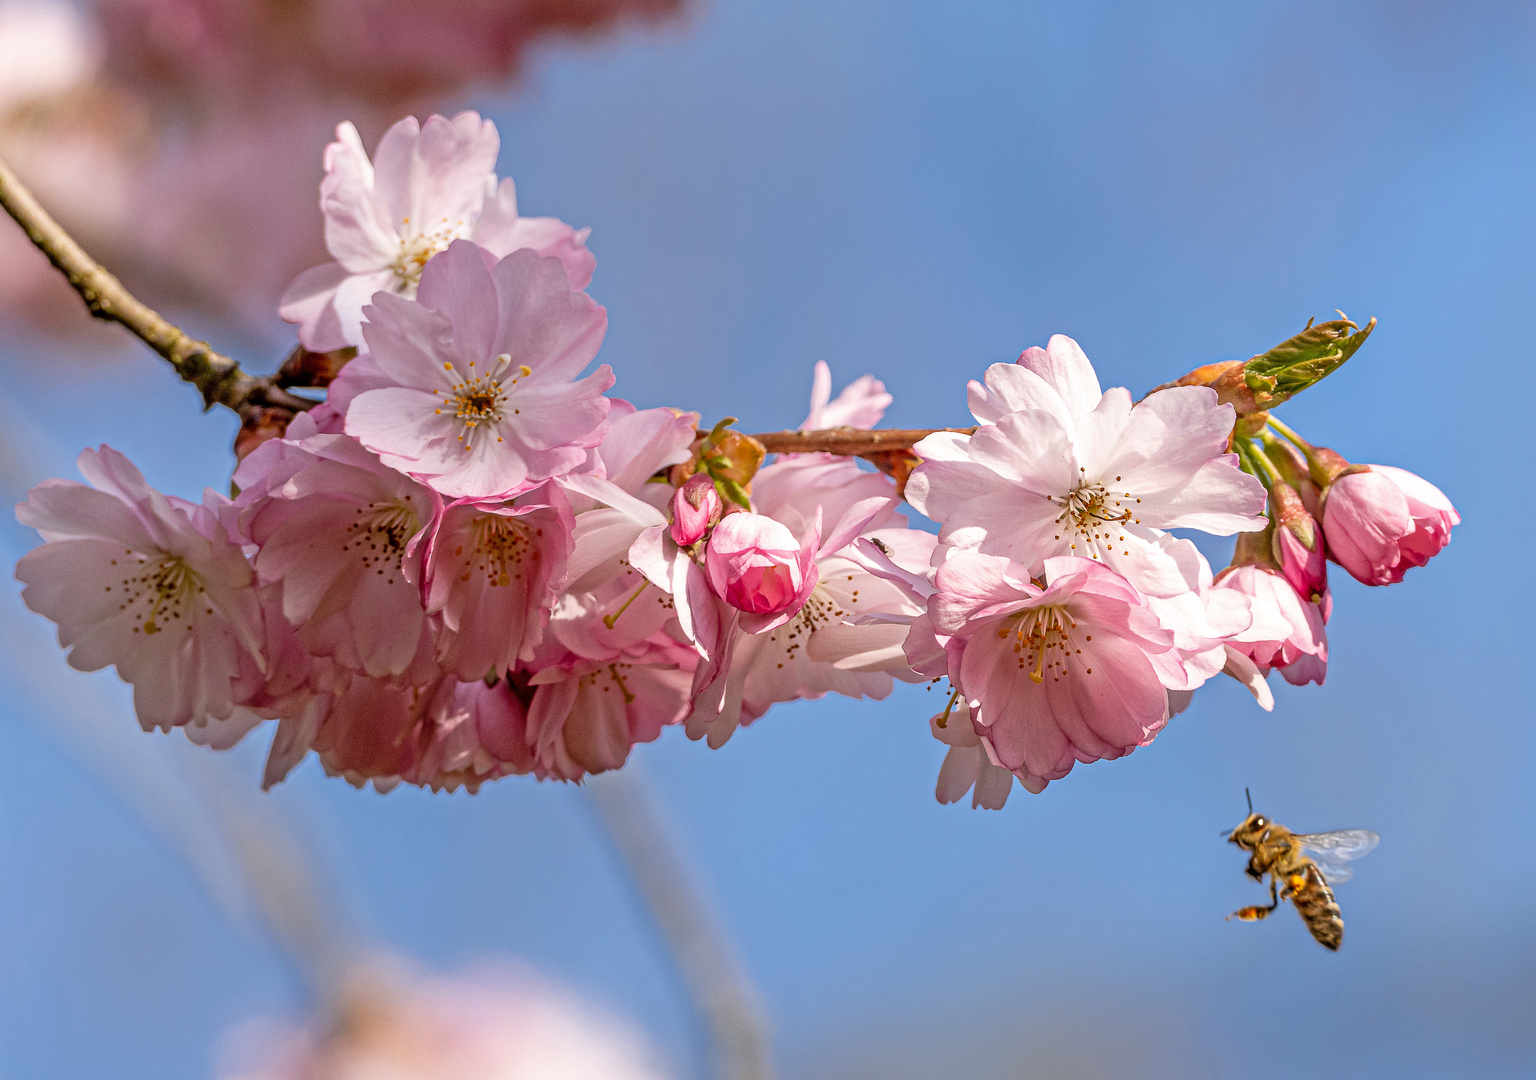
[218,961,673,1080]
[0,0,680,343]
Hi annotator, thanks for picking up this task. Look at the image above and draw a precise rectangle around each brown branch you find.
[746,425,976,455]
[0,153,311,416]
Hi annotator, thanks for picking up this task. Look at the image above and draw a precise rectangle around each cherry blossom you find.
[5,96,1467,811]
[15,446,264,733]
[522,573,696,780]
[422,484,573,681]
[1271,482,1329,603]
[345,240,613,499]
[1215,563,1329,686]
[278,112,594,351]
[238,435,435,680]
[802,360,893,430]
[931,700,1026,810]
[906,335,1267,596]
[931,551,1180,787]
[679,455,933,748]
[1321,464,1459,586]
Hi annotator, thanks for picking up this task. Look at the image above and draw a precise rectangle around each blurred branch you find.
[587,769,777,1080]
[0,153,311,417]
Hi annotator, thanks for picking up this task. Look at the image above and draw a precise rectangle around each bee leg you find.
[1226,878,1280,923]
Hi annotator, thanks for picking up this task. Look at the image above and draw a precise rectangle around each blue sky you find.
[2,2,1533,1077]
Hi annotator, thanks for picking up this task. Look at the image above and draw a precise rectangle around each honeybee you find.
[1225,791,1378,951]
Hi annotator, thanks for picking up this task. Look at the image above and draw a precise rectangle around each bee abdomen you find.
[1289,865,1344,951]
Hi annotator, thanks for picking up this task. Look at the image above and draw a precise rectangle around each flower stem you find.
[1264,415,1314,452]
[1237,436,1283,489]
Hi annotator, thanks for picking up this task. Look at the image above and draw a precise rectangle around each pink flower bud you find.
[1321,465,1459,586]
[704,511,817,616]
[670,473,722,546]
[1269,482,1327,603]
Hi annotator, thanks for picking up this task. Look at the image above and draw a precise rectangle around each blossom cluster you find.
[14,113,1460,804]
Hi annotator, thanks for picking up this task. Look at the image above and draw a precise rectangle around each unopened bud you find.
[704,511,817,616]
[1269,483,1327,602]
[670,473,723,546]
[1302,444,1366,490]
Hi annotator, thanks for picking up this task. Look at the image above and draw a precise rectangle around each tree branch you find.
[0,153,311,416]
[745,425,976,455]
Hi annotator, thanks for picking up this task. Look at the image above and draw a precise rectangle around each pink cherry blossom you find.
[307,672,535,792]
[931,551,1178,786]
[239,435,435,680]
[802,360,892,430]
[278,112,594,351]
[404,678,538,792]
[930,700,1026,810]
[1322,464,1459,586]
[344,241,613,499]
[584,402,699,496]
[522,576,696,781]
[15,446,265,733]
[1139,532,1271,708]
[526,660,692,780]
[676,456,932,748]
[1215,563,1329,686]
[422,484,574,681]
[558,408,697,596]
[905,335,1268,596]
[669,473,721,547]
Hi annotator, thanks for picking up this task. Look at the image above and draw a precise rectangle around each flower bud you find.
[670,473,722,546]
[1269,482,1327,603]
[704,511,817,616]
[1320,464,1459,586]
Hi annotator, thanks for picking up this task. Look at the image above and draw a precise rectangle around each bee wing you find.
[1312,862,1353,885]
[1297,829,1379,885]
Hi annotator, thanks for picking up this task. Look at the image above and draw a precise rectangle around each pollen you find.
[1003,604,1078,685]
[115,553,202,639]
[1045,478,1136,555]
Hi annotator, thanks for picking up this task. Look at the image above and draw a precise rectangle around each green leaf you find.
[1243,315,1375,408]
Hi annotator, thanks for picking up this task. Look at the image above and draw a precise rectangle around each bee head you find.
[1227,812,1268,846]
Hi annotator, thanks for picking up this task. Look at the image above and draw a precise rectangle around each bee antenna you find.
[1245,787,1253,814]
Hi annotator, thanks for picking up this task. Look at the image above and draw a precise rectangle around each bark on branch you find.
[745,426,976,455]
[0,153,311,416]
